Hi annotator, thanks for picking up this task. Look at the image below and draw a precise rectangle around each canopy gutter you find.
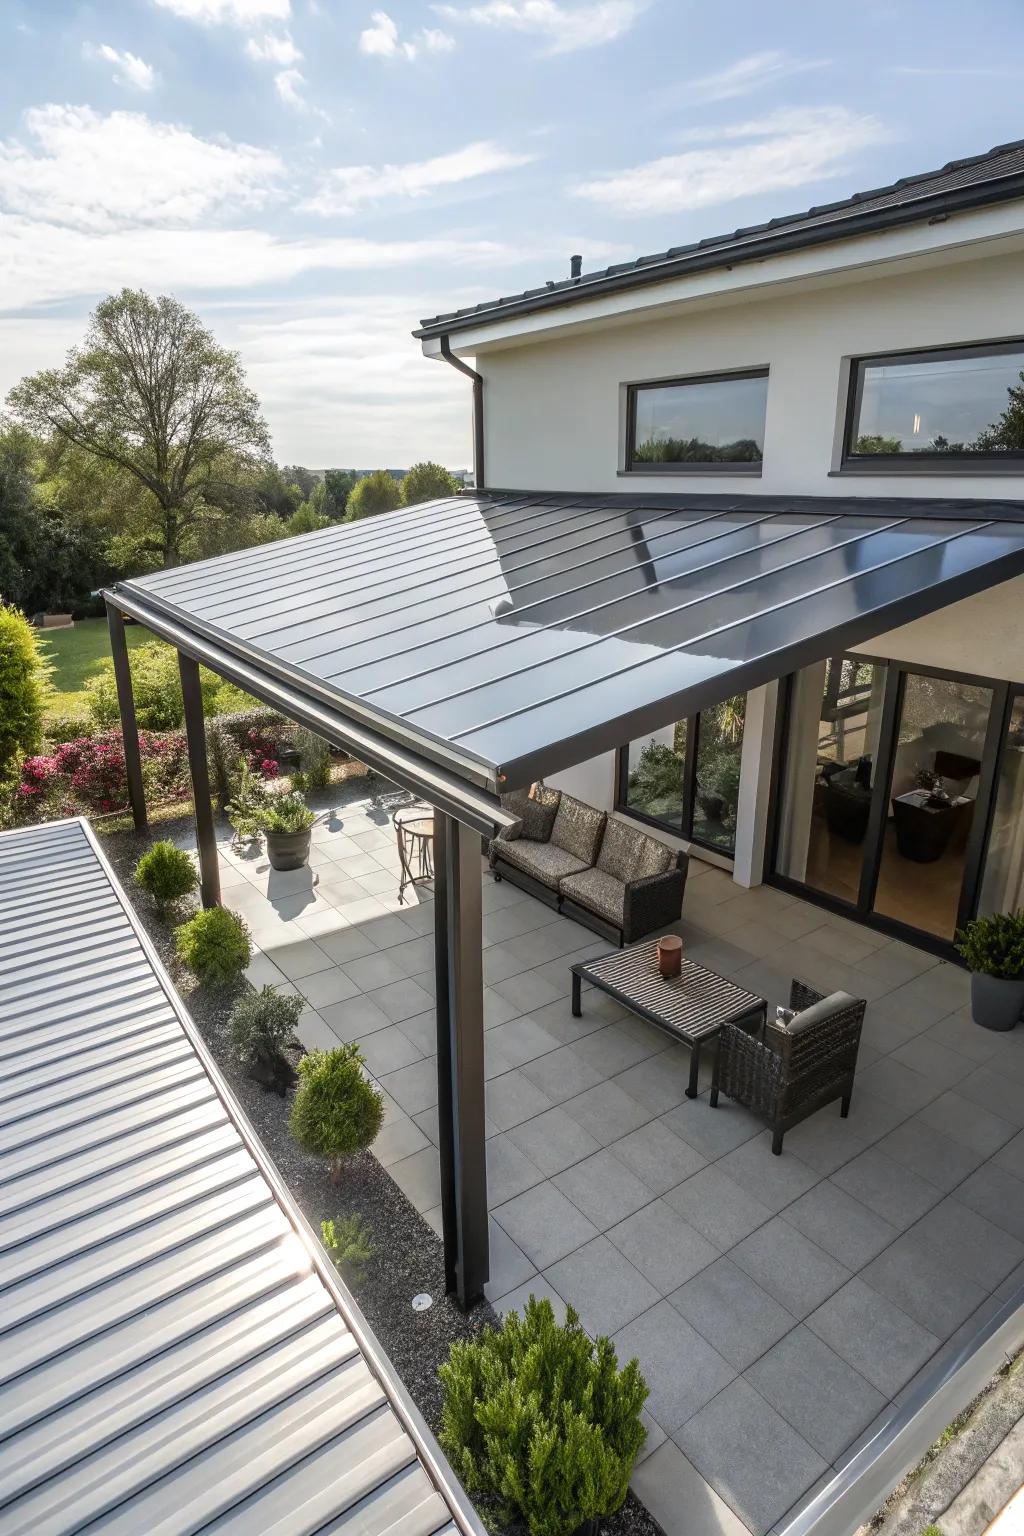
[104,587,510,839]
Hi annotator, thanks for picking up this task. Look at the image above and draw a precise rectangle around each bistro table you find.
[393,805,435,904]
[571,943,766,1099]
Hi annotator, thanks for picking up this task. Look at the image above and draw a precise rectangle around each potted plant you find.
[955,911,1024,1031]
[226,759,270,848]
[914,766,952,808]
[258,787,317,871]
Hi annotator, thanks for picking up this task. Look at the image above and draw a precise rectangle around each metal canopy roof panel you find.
[116,491,1024,790]
[0,818,480,1536]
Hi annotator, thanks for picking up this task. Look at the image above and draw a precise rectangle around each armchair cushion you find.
[494,837,589,891]
[550,793,607,866]
[560,867,626,924]
[765,989,861,1049]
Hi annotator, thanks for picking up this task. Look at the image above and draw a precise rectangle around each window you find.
[619,696,746,855]
[626,370,768,472]
[844,341,1024,467]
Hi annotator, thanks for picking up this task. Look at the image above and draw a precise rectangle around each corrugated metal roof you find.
[114,490,1024,790]
[0,818,482,1536]
[414,139,1024,339]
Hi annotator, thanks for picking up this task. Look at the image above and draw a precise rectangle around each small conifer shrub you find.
[134,839,197,913]
[321,1213,375,1282]
[439,1297,648,1536]
[229,984,302,1094]
[289,1043,384,1181]
[174,905,251,986]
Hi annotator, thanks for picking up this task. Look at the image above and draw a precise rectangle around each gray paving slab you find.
[669,1257,797,1373]
[716,1135,820,1214]
[493,1181,600,1269]
[860,1231,989,1336]
[730,1218,851,1318]
[614,1301,736,1435]
[954,1161,1024,1241]
[507,1105,602,1176]
[831,1146,944,1228]
[781,1180,899,1269]
[664,1163,774,1252]
[609,1198,720,1293]
[553,1149,655,1230]
[876,1116,988,1192]
[545,1235,661,1337]
[745,1325,887,1463]
[610,1120,707,1195]
[805,1276,941,1396]
[675,1377,828,1536]
[631,1442,752,1536]
[562,1080,653,1145]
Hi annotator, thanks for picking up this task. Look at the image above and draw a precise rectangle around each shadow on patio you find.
[213,796,1024,1536]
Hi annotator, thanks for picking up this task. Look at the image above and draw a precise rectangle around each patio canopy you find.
[110,490,1024,796]
[0,818,482,1536]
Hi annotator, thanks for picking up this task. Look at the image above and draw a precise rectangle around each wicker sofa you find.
[488,787,688,946]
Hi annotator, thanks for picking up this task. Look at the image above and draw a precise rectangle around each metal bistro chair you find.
[393,803,435,905]
[710,980,866,1155]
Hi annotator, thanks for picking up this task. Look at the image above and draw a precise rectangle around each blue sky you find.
[1,0,1022,469]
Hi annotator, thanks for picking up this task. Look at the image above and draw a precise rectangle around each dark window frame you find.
[616,708,742,858]
[624,366,769,475]
[842,337,1024,471]
[766,653,1018,959]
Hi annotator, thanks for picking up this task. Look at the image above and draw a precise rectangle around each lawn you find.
[40,617,156,719]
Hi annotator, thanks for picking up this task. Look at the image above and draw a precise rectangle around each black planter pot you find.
[697,793,727,823]
[266,827,311,871]
[970,972,1024,1032]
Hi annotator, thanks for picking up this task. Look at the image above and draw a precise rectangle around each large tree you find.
[401,460,459,506]
[7,289,272,568]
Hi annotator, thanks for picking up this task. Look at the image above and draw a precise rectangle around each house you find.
[416,138,1024,960]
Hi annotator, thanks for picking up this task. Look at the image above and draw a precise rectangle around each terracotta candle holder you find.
[657,934,682,978]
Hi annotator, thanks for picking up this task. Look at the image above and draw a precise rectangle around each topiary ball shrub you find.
[174,905,251,986]
[229,984,302,1095]
[439,1297,648,1536]
[134,839,198,913]
[289,1042,384,1183]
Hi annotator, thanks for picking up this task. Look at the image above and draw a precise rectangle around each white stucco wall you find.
[852,576,1024,682]
[477,247,1024,504]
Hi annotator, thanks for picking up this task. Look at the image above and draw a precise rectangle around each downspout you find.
[439,335,484,491]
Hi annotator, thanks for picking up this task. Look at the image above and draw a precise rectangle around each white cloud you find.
[245,30,301,63]
[0,104,281,232]
[153,0,290,23]
[274,67,306,104]
[0,214,511,311]
[435,0,644,54]
[304,140,538,214]
[682,50,829,103]
[83,43,158,91]
[359,10,455,59]
[573,106,890,215]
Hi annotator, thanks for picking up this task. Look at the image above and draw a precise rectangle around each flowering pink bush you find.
[246,724,285,775]
[260,758,279,779]
[15,730,192,823]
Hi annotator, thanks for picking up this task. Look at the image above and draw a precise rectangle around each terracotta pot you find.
[657,934,682,978]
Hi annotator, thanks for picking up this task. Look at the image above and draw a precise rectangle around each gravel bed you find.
[101,819,662,1536]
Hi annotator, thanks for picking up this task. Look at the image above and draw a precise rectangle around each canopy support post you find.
[178,651,221,909]
[434,812,489,1308]
[106,603,147,833]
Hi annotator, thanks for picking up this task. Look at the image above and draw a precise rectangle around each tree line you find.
[0,288,463,615]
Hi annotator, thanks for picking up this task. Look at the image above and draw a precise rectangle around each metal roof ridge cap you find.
[414,170,1024,336]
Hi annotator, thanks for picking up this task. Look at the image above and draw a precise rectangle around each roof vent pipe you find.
[570,254,583,280]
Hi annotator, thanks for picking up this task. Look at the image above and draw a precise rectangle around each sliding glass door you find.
[773,658,1016,951]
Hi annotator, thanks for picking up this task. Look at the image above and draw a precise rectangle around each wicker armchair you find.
[710,980,866,1155]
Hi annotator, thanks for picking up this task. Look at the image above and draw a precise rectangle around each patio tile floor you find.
[205,798,1024,1536]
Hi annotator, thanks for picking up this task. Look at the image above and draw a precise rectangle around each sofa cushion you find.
[596,817,642,882]
[500,786,560,843]
[633,831,676,878]
[550,794,607,866]
[560,868,626,925]
[495,837,589,891]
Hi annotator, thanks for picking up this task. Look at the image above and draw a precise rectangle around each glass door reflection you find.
[871,672,991,940]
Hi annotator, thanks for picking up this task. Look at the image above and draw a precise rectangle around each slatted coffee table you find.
[571,943,766,1099]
